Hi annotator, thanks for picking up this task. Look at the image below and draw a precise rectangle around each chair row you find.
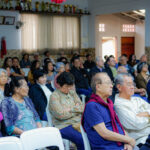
[0,127,64,150]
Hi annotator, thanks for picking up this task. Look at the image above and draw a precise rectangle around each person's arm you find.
[36,122,42,128]
[13,127,24,135]
[49,93,74,120]
[94,122,135,147]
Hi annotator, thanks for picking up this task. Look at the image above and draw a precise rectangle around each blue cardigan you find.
[1,97,40,135]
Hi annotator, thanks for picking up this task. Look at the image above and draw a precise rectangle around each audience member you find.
[114,73,150,147]
[89,56,105,80]
[128,54,138,67]
[82,73,136,150]
[20,53,31,68]
[43,51,55,65]
[33,52,39,61]
[29,70,53,120]
[65,62,70,72]
[11,57,25,77]
[70,56,91,96]
[49,72,84,150]
[84,54,96,71]
[105,56,117,82]
[135,62,150,90]
[1,77,42,136]
[3,57,12,69]
[28,60,40,84]
[54,62,65,89]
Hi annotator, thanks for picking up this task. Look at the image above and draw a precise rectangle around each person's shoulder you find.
[1,97,13,106]
[86,101,103,110]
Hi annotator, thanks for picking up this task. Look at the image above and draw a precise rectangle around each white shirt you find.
[114,94,150,145]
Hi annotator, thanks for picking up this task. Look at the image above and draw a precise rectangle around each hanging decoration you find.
[51,0,66,4]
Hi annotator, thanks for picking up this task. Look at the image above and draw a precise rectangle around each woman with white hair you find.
[0,69,8,103]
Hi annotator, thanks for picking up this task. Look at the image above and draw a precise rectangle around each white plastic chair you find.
[20,127,65,150]
[0,136,23,150]
[80,94,86,105]
[80,125,91,150]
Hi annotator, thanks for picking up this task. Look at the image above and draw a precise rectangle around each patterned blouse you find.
[49,89,84,129]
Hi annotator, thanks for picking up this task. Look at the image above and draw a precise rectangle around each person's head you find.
[115,73,134,99]
[44,61,54,73]
[58,57,68,64]
[107,56,116,67]
[34,70,47,85]
[117,66,128,74]
[31,60,40,74]
[5,66,11,77]
[3,57,12,68]
[95,56,104,68]
[86,54,92,61]
[22,53,29,60]
[129,54,136,62]
[120,55,128,65]
[0,69,8,86]
[137,62,148,73]
[57,72,75,94]
[10,77,29,97]
[55,62,65,73]
[104,55,108,61]
[91,73,113,98]
[44,58,51,65]
[140,54,147,63]
[12,57,19,67]
[33,52,39,61]
[65,62,70,72]
[71,56,80,68]
[44,51,50,57]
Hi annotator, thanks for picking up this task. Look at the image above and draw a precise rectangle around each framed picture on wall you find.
[0,16,4,25]
[4,16,15,25]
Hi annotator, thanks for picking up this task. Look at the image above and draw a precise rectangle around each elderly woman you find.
[135,62,149,90]
[29,70,53,120]
[0,69,8,103]
[49,72,84,150]
[1,77,42,136]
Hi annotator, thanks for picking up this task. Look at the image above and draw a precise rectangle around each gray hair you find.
[91,72,107,93]
[115,73,132,86]
[0,68,7,76]
[95,56,101,63]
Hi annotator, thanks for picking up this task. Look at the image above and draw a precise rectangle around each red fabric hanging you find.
[1,38,7,58]
[51,0,66,4]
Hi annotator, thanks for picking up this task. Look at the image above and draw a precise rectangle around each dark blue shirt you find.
[84,102,124,150]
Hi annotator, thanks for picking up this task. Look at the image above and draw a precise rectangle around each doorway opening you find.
[102,37,117,60]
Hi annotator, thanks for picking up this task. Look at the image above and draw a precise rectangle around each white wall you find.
[96,14,135,57]
[0,0,89,50]
[88,0,150,51]
[135,21,145,59]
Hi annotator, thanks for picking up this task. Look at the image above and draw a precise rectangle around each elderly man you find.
[114,73,150,148]
[82,72,136,150]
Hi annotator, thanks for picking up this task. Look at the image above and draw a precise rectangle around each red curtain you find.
[51,0,66,3]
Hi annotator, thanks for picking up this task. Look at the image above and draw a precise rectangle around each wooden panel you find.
[121,37,134,58]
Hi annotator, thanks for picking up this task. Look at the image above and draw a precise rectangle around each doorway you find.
[121,37,134,58]
[102,37,117,60]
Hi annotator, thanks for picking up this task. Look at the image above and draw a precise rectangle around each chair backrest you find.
[20,127,64,150]
[80,125,91,150]
[0,136,23,150]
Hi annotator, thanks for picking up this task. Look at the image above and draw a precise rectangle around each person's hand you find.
[136,112,149,117]
[128,137,136,148]
[139,88,146,96]
[124,144,133,150]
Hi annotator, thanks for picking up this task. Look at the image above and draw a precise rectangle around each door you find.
[121,37,134,58]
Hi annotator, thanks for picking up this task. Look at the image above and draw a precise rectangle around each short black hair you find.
[71,56,79,63]
[86,54,91,58]
[44,50,49,56]
[57,72,75,87]
[33,69,45,81]
[12,57,19,62]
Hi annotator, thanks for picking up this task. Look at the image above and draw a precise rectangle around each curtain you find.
[21,14,80,52]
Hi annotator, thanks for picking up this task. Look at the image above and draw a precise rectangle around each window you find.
[122,24,135,32]
[99,24,105,32]
[21,14,80,52]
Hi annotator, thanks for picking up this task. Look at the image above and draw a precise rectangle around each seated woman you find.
[49,72,84,150]
[20,53,31,68]
[0,69,8,103]
[1,77,42,136]
[28,60,40,85]
[3,57,12,69]
[135,62,149,90]
[11,57,25,77]
[29,70,53,120]
[43,61,56,85]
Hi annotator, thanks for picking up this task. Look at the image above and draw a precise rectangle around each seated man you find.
[82,72,136,150]
[114,73,150,147]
